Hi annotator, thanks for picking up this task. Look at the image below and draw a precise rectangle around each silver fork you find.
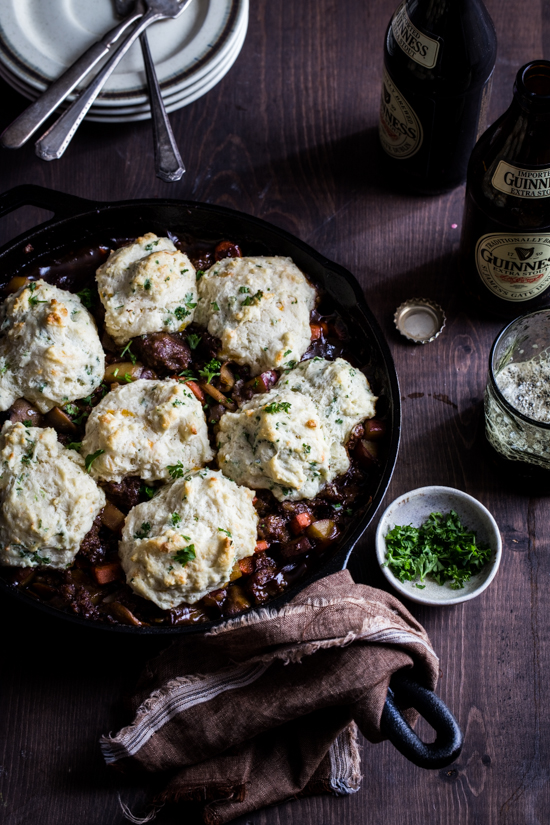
[0,4,145,150]
[34,0,193,162]
[115,0,184,181]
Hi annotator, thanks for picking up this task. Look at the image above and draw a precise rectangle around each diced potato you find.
[104,362,144,384]
[230,561,243,581]
[306,519,338,542]
[101,502,125,533]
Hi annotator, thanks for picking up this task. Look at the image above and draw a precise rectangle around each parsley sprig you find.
[384,510,492,590]
[264,401,291,414]
[199,359,221,384]
[173,544,196,566]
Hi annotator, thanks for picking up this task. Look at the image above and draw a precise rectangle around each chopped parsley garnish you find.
[143,279,152,290]
[335,418,343,424]
[167,462,184,479]
[383,510,492,590]
[174,306,191,321]
[64,403,79,417]
[283,360,297,372]
[264,401,291,414]
[173,544,196,566]
[211,301,220,312]
[196,270,205,281]
[239,286,250,294]
[218,527,232,538]
[178,369,196,381]
[186,333,201,350]
[134,522,152,540]
[120,341,137,365]
[199,359,221,384]
[241,290,263,306]
[171,513,182,526]
[67,441,82,452]
[184,292,196,309]
[84,449,104,473]
[0,364,9,375]
[302,444,311,454]
[140,484,157,499]
[283,349,292,356]
[145,240,159,251]
[123,373,133,383]
[76,287,96,308]
[28,283,47,307]
[21,443,35,466]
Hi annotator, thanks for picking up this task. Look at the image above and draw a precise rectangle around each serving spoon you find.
[115,0,185,181]
[33,0,193,162]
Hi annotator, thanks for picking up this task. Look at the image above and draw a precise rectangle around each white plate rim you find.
[0,0,246,104]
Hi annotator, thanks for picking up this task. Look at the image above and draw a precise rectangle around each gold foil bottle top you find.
[394,298,446,344]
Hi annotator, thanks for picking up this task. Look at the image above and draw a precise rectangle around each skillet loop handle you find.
[0,185,96,224]
[381,673,463,770]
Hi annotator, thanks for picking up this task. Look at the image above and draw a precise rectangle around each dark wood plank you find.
[1,1,550,823]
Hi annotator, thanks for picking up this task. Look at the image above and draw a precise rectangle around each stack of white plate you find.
[0,0,248,123]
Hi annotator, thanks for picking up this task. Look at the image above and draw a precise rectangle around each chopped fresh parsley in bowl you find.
[375,486,502,606]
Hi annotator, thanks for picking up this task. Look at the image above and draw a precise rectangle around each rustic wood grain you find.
[1,1,550,823]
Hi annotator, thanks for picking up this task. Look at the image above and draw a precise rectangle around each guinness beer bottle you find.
[461,61,550,317]
[379,0,497,194]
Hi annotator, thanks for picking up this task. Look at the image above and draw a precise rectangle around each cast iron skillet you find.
[0,184,462,769]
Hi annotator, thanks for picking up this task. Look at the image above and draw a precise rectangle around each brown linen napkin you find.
[101,570,439,824]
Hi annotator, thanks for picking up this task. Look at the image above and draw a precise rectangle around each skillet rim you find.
[0,185,401,634]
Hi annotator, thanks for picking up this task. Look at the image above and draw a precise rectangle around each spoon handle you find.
[0,10,143,150]
[35,8,161,161]
[140,31,185,182]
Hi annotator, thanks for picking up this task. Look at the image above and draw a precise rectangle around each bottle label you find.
[391,1,440,69]
[379,68,423,159]
[475,233,550,301]
[492,161,550,199]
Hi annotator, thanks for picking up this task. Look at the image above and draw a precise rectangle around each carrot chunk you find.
[92,562,124,585]
[185,381,205,404]
[238,556,255,575]
[290,512,313,534]
[255,540,269,553]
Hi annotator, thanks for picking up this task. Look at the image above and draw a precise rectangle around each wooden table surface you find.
[1,1,549,823]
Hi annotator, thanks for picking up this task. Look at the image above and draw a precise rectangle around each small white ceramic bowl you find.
[375,486,502,606]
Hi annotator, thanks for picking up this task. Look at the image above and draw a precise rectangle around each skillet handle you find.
[0,184,96,224]
[380,673,463,769]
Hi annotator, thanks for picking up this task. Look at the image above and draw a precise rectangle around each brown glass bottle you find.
[461,61,550,317]
[378,0,497,195]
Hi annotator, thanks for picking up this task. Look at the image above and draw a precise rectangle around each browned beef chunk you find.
[59,581,101,621]
[78,514,106,565]
[133,333,191,373]
[100,476,142,512]
[257,515,290,544]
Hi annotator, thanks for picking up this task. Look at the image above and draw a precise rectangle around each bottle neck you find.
[407,0,476,31]
[514,61,550,117]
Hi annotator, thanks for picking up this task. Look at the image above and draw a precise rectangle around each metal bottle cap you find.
[394,298,446,344]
